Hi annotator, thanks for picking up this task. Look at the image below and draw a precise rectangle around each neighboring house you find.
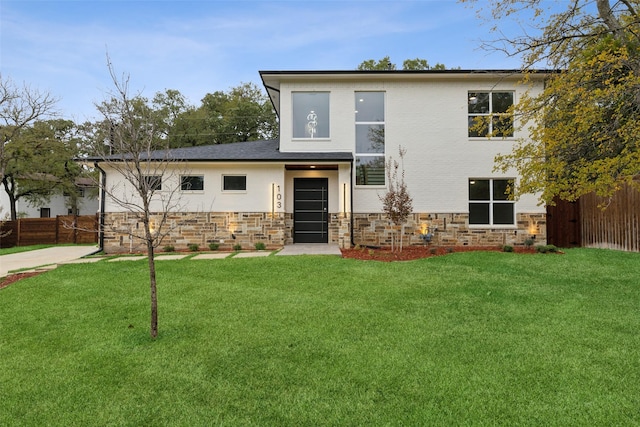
[96,69,550,253]
[0,178,99,219]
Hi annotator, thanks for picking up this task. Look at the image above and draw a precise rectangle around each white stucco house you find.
[0,178,98,219]
[95,69,550,253]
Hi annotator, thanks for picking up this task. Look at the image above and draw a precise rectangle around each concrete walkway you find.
[0,244,342,278]
[0,245,100,278]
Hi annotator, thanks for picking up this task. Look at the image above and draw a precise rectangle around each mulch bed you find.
[0,271,47,290]
[341,245,537,262]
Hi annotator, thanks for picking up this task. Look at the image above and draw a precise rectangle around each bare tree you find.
[379,146,413,251]
[91,59,186,339]
[0,75,59,220]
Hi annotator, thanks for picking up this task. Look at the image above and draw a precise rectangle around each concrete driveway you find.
[0,245,99,278]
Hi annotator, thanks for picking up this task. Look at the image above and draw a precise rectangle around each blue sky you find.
[1,0,527,122]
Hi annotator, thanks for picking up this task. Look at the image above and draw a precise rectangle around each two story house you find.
[97,69,549,253]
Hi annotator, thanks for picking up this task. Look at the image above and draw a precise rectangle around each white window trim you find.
[468,178,517,227]
[468,91,515,140]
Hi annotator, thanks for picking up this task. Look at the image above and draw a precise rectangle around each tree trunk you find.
[146,231,158,339]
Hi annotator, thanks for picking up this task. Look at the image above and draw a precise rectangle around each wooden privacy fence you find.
[0,215,98,248]
[548,183,639,252]
[580,184,640,252]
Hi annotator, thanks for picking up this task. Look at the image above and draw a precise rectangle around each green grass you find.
[1,249,639,425]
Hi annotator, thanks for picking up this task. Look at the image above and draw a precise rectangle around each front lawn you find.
[0,249,638,425]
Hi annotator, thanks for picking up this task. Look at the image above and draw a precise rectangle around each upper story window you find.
[292,92,330,138]
[223,175,246,192]
[469,178,515,225]
[355,92,385,186]
[180,175,204,191]
[468,91,514,138]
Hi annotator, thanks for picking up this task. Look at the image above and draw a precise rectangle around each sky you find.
[1,0,529,122]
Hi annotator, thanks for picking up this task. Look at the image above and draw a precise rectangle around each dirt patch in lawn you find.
[341,245,537,262]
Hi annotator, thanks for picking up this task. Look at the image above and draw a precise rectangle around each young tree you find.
[92,59,186,339]
[0,75,58,219]
[463,0,640,202]
[379,146,413,251]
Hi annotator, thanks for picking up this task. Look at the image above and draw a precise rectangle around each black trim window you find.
[468,91,514,138]
[223,175,246,191]
[469,178,515,225]
[143,175,162,191]
[181,175,204,191]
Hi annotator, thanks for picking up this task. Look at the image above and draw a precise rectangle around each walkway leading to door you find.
[276,244,341,256]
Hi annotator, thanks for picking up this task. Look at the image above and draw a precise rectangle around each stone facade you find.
[102,211,546,253]
[351,212,547,248]
[103,212,287,254]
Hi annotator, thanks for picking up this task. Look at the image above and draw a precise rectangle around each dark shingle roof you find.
[91,139,353,163]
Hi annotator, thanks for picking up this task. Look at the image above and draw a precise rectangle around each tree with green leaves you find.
[0,75,59,220]
[463,0,640,203]
[168,82,278,147]
[358,56,448,70]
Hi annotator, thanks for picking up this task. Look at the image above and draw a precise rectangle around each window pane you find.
[292,92,329,138]
[356,124,385,153]
[356,156,385,185]
[181,175,204,191]
[143,175,162,191]
[493,179,513,201]
[469,179,490,200]
[492,115,514,137]
[492,92,513,113]
[493,203,514,224]
[468,92,489,114]
[468,115,489,137]
[355,92,384,122]
[223,175,246,191]
[469,203,489,224]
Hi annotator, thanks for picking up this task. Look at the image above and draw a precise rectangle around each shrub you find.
[233,244,242,251]
[524,238,535,247]
[536,244,559,253]
[163,245,175,253]
[208,243,220,251]
[188,243,199,252]
[429,247,437,255]
[254,242,266,250]
[502,245,514,252]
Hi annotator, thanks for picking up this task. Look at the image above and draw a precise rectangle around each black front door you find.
[294,178,328,243]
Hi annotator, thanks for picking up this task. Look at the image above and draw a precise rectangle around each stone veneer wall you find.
[102,211,546,253]
[352,212,547,248]
[103,212,287,254]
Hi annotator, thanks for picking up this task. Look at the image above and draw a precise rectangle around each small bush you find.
[536,244,559,254]
[233,244,242,251]
[188,243,199,252]
[208,243,219,251]
[163,245,175,252]
[502,245,514,252]
[254,242,266,250]
[524,238,535,247]
[430,247,437,255]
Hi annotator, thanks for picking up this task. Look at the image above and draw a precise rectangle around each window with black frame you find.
[469,178,515,225]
